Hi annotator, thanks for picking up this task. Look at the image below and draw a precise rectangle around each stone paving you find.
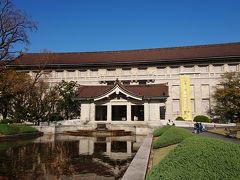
[121,134,153,180]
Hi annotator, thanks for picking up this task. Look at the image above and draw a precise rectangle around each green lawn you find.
[0,124,38,135]
[152,144,177,166]
[153,126,193,149]
[147,127,240,180]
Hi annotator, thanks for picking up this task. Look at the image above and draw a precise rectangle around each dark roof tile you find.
[9,42,240,66]
[77,83,169,99]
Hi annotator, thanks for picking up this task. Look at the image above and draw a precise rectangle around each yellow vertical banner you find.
[180,75,192,121]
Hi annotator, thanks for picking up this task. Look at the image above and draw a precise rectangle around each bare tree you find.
[0,0,37,61]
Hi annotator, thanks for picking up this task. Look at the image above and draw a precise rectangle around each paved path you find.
[185,128,240,145]
[122,134,153,180]
[197,131,240,144]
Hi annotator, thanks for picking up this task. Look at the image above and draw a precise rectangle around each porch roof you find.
[76,80,169,101]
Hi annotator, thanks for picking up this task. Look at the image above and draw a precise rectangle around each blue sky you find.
[13,0,240,53]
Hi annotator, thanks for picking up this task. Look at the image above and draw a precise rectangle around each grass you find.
[147,136,240,180]
[152,144,177,166]
[153,125,172,137]
[153,127,193,149]
[0,124,38,135]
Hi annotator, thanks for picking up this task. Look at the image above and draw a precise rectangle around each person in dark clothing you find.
[199,123,203,133]
[193,123,197,133]
[196,122,200,133]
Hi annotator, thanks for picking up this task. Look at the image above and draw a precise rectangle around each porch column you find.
[127,102,131,122]
[106,142,111,155]
[127,141,132,154]
[89,102,95,121]
[107,104,111,122]
[144,101,150,121]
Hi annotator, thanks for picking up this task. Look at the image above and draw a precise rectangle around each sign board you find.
[180,75,192,120]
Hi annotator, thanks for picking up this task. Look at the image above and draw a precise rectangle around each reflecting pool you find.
[0,134,145,179]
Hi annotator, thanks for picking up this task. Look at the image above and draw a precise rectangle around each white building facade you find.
[8,42,240,124]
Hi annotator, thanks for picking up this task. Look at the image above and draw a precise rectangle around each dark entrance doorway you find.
[131,105,144,121]
[95,105,107,121]
[112,105,127,121]
[160,106,166,120]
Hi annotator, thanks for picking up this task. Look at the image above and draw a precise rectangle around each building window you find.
[172,85,180,99]
[191,99,195,112]
[213,65,223,72]
[112,105,127,121]
[172,99,180,114]
[111,141,127,153]
[138,80,147,85]
[95,106,107,121]
[201,84,210,99]
[160,106,166,120]
[202,99,210,113]
[228,64,237,72]
[198,65,209,72]
[131,105,144,121]
[190,85,195,98]
[183,66,194,72]
[94,142,106,153]
[170,66,179,74]
[106,81,114,85]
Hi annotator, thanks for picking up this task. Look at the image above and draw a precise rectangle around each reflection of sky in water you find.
[0,134,144,179]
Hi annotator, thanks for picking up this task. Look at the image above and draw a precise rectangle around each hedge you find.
[175,116,185,121]
[0,124,38,135]
[153,125,172,137]
[0,119,18,124]
[153,127,193,149]
[146,136,240,180]
[10,124,38,133]
[194,115,210,123]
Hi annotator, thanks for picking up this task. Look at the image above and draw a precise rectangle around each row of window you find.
[172,99,210,113]
[172,84,210,99]
[30,64,239,78]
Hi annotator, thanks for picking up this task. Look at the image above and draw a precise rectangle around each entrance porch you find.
[76,79,168,126]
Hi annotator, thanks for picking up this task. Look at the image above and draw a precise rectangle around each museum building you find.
[7,42,240,126]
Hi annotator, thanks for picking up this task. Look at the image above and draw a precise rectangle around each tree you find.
[9,73,60,124]
[0,0,37,61]
[0,69,30,119]
[211,72,240,123]
[56,80,80,120]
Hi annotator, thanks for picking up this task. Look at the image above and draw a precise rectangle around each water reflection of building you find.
[31,135,144,179]
[79,137,137,158]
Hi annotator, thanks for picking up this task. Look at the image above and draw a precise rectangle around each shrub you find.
[146,136,240,180]
[153,127,192,149]
[0,119,18,124]
[11,124,38,133]
[0,119,10,124]
[194,115,210,123]
[153,125,172,137]
[49,113,64,122]
[175,116,185,121]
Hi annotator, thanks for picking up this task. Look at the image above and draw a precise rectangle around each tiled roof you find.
[9,42,240,67]
[77,82,168,99]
